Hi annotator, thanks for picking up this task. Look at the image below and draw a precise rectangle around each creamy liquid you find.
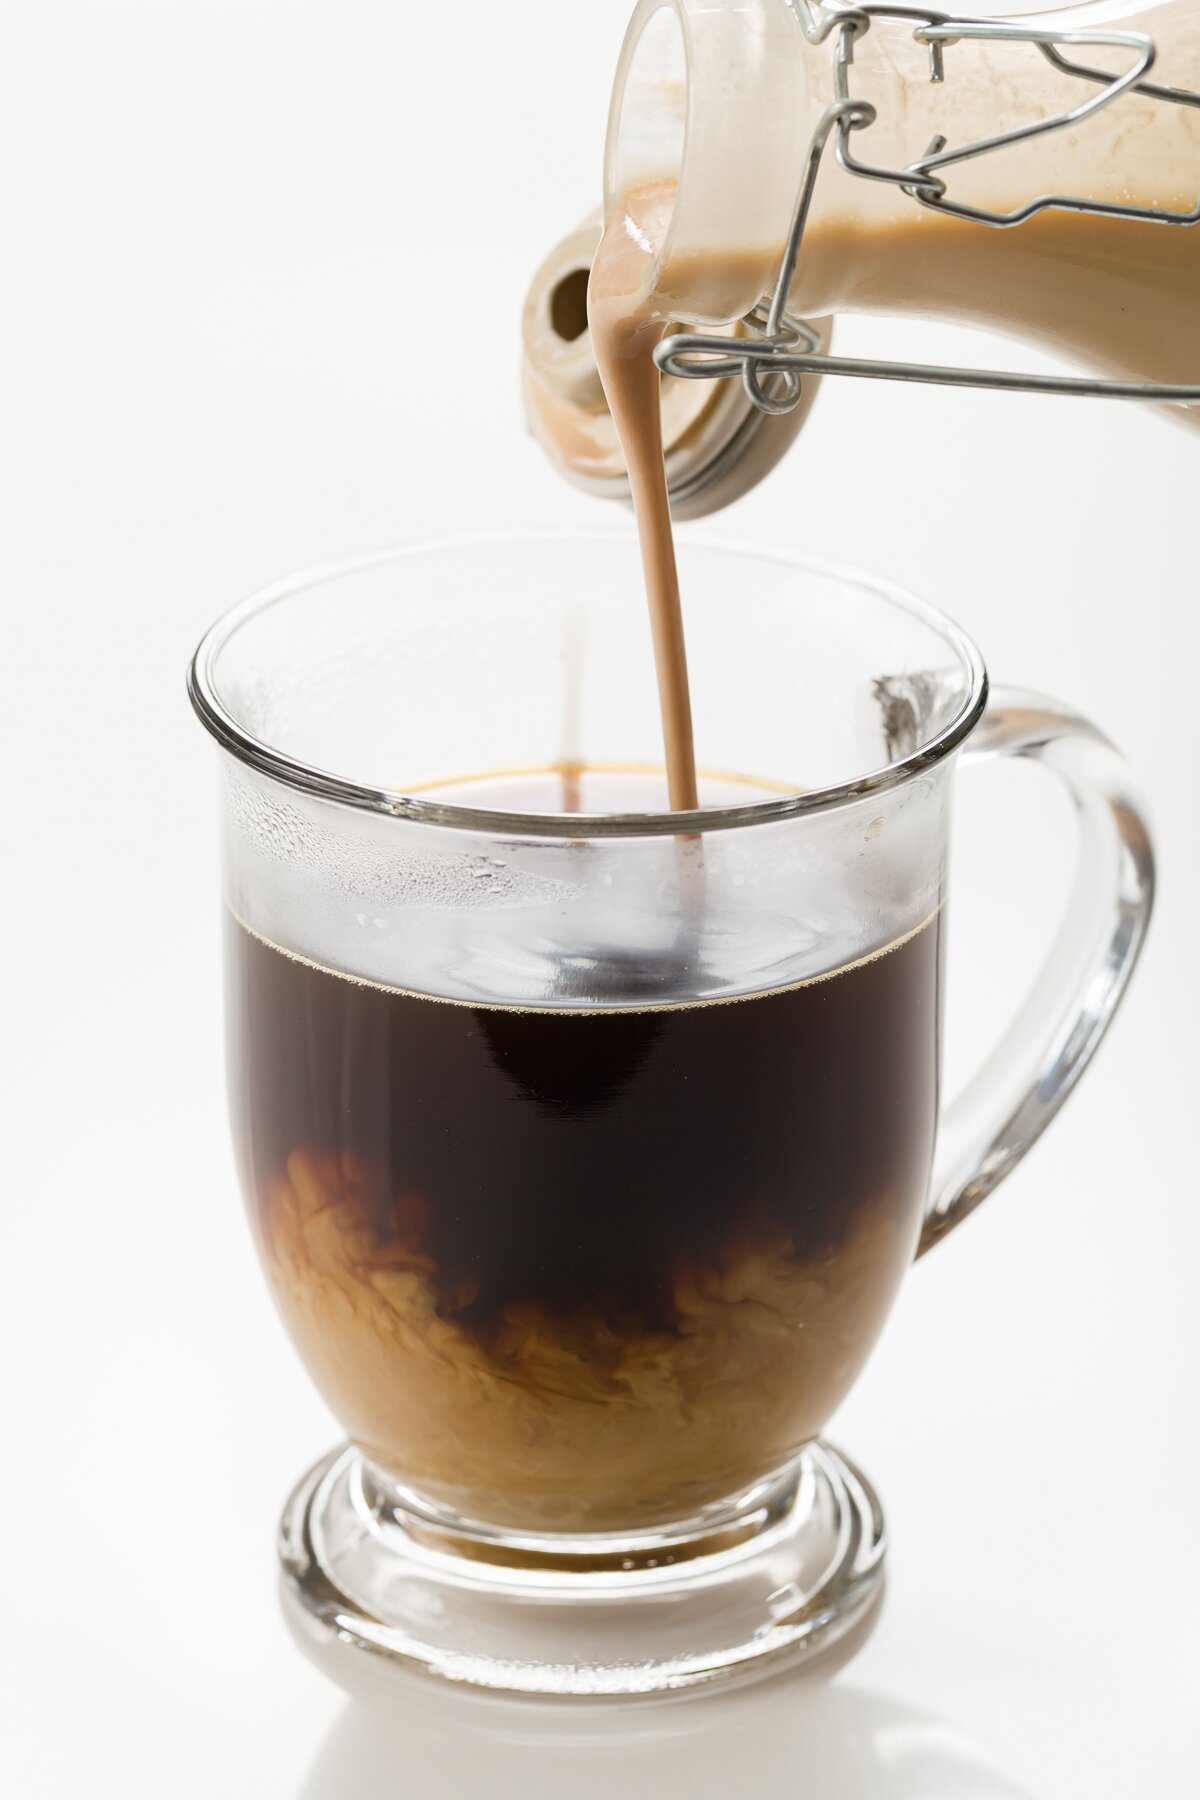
[588,183,699,812]
[793,207,1200,421]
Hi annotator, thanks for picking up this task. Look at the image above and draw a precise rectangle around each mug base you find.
[278,1441,885,1700]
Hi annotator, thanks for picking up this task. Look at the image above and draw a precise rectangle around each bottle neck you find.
[604,0,816,322]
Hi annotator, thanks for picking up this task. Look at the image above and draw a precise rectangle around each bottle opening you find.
[550,268,591,343]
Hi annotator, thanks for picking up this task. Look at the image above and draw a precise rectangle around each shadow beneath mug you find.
[297,1596,1042,1800]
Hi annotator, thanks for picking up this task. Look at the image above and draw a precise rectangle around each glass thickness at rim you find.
[187,528,988,839]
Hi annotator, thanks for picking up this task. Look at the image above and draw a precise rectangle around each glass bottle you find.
[607,0,1199,396]
[524,0,1200,505]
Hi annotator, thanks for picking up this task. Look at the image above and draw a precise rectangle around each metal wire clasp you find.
[656,0,1200,411]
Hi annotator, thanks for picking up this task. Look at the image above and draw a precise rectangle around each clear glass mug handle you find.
[920,687,1155,1257]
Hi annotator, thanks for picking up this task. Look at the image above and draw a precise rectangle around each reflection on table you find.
[298,1597,1040,1800]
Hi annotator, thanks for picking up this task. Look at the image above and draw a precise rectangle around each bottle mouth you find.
[521,212,773,504]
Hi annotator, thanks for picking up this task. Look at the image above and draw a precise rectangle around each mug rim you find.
[187,527,989,838]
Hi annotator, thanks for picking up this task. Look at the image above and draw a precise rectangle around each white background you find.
[3,3,1197,1795]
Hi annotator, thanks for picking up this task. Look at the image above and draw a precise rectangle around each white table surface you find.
[3,3,1197,1795]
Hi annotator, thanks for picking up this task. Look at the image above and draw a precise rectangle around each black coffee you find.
[230,915,939,1318]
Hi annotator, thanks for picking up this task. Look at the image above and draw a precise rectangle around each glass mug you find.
[189,532,1152,1698]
